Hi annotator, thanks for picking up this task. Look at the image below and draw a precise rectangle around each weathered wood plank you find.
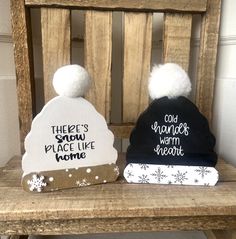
[84,11,112,122]
[25,0,207,13]
[163,13,192,72]
[195,0,222,123]
[1,216,236,235]
[1,180,236,221]
[216,159,236,182]
[10,0,35,152]
[123,13,152,123]
[41,8,71,102]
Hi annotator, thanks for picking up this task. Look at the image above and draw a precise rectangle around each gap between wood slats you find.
[109,124,134,138]
[163,13,192,72]
[25,0,208,13]
[122,12,152,123]
[41,8,71,103]
[84,10,112,123]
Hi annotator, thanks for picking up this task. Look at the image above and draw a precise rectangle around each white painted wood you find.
[216,45,236,79]
[219,0,236,37]
[0,78,20,167]
[22,96,117,175]
[0,33,12,43]
[0,42,16,76]
[124,164,219,186]
[212,0,236,167]
[0,0,12,34]
[213,77,236,166]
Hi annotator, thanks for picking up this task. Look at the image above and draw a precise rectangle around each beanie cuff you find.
[124,163,219,186]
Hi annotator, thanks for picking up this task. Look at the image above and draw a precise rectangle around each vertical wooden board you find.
[41,8,71,103]
[10,0,35,152]
[123,13,152,123]
[85,11,112,123]
[195,0,222,124]
[163,13,192,72]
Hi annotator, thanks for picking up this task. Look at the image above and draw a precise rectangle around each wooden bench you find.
[2,0,236,238]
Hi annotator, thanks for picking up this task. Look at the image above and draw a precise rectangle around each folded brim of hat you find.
[22,164,120,193]
[124,163,219,186]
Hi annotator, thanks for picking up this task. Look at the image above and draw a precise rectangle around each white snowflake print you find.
[172,171,188,184]
[195,167,211,178]
[139,164,149,170]
[113,166,120,176]
[76,178,91,187]
[151,167,167,183]
[138,174,150,183]
[126,170,134,178]
[129,163,133,167]
[167,165,174,168]
[27,174,47,192]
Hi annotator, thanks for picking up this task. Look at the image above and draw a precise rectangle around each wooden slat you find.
[1,178,236,220]
[123,13,152,123]
[41,8,71,102]
[25,0,207,13]
[195,0,222,123]
[10,0,35,152]
[163,13,192,72]
[85,11,112,122]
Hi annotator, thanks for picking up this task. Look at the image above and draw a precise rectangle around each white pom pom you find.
[53,65,91,97]
[148,63,191,100]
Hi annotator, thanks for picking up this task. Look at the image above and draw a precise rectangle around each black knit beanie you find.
[126,96,217,167]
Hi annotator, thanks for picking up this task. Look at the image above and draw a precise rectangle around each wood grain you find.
[25,0,207,13]
[1,216,236,235]
[10,0,35,152]
[195,0,222,124]
[1,183,236,229]
[123,13,152,123]
[41,8,71,103]
[216,159,236,182]
[163,13,192,72]
[85,11,112,122]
